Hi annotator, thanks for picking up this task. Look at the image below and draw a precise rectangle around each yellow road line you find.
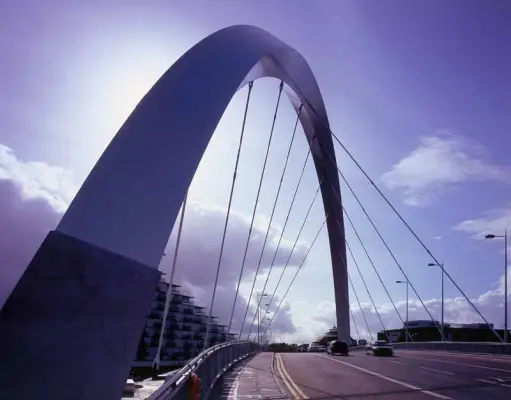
[274,353,300,399]
[271,353,288,396]
[276,353,309,399]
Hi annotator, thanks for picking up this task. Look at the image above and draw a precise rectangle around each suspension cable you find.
[331,175,444,339]
[342,205,413,342]
[329,131,503,341]
[247,180,323,339]
[224,83,256,337]
[348,272,374,342]
[240,103,302,340]
[350,304,362,342]
[153,191,188,370]
[343,232,390,342]
[234,81,284,339]
[203,82,254,351]
[262,218,327,337]
[296,95,503,342]
[255,140,316,325]
[335,243,362,344]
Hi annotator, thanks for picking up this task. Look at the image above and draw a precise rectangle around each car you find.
[327,340,349,356]
[366,340,394,357]
[296,344,309,352]
[307,343,326,352]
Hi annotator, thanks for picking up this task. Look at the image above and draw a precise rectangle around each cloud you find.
[0,144,304,336]
[0,144,79,212]
[381,132,511,207]
[310,267,511,341]
[160,199,307,337]
[453,205,511,240]
[0,180,61,307]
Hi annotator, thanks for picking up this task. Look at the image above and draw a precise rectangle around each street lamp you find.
[485,230,508,343]
[428,261,445,341]
[261,317,271,346]
[257,293,268,346]
[396,280,409,343]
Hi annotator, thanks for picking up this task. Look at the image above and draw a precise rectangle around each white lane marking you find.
[477,378,511,389]
[400,354,511,373]
[315,354,451,399]
[420,367,454,376]
[390,360,404,365]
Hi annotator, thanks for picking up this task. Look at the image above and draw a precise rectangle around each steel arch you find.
[58,25,350,341]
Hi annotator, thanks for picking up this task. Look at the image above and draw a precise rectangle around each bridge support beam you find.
[0,230,160,400]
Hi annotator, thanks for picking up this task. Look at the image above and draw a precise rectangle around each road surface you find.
[277,350,511,399]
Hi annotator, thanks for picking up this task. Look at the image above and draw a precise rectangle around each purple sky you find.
[0,0,510,341]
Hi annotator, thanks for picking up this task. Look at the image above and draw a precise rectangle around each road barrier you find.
[148,341,259,400]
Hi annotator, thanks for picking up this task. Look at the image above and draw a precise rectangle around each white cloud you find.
[453,205,511,240]
[0,143,306,336]
[381,132,511,207]
[306,267,511,342]
[0,144,79,212]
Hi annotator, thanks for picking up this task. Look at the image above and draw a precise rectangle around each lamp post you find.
[486,230,508,343]
[396,280,409,343]
[428,261,445,341]
[257,293,268,346]
[262,317,271,346]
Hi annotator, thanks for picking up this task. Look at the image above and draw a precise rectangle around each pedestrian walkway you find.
[210,352,290,399]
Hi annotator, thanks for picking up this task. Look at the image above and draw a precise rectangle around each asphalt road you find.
[277,350,511,399]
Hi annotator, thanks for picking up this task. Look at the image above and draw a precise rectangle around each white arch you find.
[57,24,350,340]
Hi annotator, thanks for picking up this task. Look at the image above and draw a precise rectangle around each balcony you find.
[148,312,161,320]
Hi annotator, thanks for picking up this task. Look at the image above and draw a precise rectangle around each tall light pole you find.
[257,293,268,346]
[396,280,409,343]
[262,304,271,346]
[428,261,445,342]
[262,317,271,346]
[486,230,508,343]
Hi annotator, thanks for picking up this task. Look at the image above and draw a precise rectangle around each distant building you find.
[133,278,236,369]
[378,320,502,343]
[404,320,439,329]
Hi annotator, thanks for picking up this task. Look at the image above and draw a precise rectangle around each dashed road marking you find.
[477,378,511,389]
[401,354,511,373]
[316,354,452,399]
[401,350,511,364]
[420,367,454,376]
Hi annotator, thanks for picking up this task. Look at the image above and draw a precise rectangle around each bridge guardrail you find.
[392,341,511,355]
[147,340,259,400]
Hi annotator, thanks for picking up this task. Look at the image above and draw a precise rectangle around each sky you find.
[0,0,510,343]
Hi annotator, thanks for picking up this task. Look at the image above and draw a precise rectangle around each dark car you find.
[327,340,349,356]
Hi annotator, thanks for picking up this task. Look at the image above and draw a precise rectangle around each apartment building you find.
[133,278,236,368]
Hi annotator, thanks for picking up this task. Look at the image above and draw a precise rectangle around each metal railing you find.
[148,341,260,400]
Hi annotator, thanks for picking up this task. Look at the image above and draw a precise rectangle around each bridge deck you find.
[263,350,511,400]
